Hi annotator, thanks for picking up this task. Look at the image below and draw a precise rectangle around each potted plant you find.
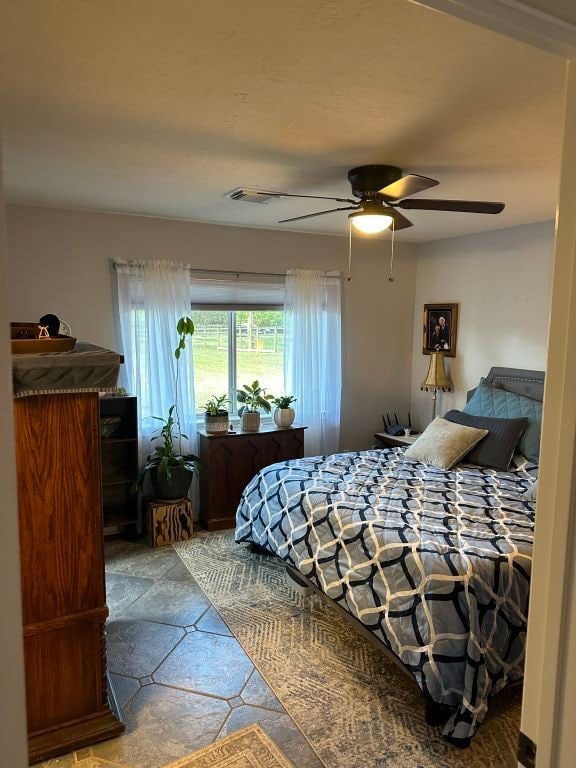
[134,316,200,501]
[204,394,230,434]
[236,380,274,432]
[272,394,297,428]
[135,404,200,500]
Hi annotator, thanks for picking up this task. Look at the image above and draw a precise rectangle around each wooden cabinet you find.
[199,425,306,530]
[14,392,124,764]
[99,395,140,536]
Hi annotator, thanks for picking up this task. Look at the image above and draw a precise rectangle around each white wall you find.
[7,206,555,445]
[6,204,418,451]
[409,221,554,430]
[0,159,28,763]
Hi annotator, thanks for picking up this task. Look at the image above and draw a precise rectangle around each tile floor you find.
[40,538,323,768]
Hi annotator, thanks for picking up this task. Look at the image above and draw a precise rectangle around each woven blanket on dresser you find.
[235,447,537,745]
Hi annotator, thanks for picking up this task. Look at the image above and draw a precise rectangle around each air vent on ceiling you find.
[225,187,278,204]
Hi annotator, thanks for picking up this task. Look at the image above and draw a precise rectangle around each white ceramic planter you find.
[273,407,295,428]
[204,412,229,434]
[240,411,261,432]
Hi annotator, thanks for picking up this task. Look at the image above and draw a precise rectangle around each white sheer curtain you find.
[115,260,197,459]
[284,269,342,456]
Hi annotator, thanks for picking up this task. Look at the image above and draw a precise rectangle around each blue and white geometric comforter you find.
[235,447,537,744]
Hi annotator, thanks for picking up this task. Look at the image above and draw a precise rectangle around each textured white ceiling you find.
[0,0,566,242]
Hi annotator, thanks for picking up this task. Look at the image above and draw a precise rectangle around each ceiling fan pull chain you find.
[389,219,395,282]
[347,219,353,282]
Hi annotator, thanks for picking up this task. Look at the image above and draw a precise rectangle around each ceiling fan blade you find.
[378,174,439,201]
[265,192,357,204]
[397,198,505,214]
[388,209,413,230]
[279,205,359,224]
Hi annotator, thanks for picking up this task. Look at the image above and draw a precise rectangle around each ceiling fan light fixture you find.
[349,211,394,234]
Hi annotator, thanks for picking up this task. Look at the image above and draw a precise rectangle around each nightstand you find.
[374,432,419,448]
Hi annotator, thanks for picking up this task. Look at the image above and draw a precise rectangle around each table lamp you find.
[421,352,451,419]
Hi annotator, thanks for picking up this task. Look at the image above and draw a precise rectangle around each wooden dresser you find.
[199,425,306,530]
[14,392,124,763]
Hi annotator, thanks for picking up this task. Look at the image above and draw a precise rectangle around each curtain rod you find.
[190,268,286,278]
[112,260,284,278]
[113,260,339,279]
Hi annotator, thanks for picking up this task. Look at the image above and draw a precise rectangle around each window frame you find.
[191,306,284,425]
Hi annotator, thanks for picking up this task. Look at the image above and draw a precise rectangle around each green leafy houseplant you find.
[204,394,229,416]
[237,380,274,415]
[134,316,200,500]
[236,380,274,432]
[271,395,297,409]
[204,393,230,435]
[271,394,297,428]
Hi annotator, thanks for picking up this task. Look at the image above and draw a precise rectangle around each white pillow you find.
[404,417,488,470]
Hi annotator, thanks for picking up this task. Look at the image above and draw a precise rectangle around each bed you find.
[235,368,543,746]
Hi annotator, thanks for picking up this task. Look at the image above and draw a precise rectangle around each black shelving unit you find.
[99,395,140,537]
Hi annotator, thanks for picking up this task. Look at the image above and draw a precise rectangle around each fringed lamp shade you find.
[421,352,451,419]
[421,352,451,393]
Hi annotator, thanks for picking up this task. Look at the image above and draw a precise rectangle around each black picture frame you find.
[423,303,458,357]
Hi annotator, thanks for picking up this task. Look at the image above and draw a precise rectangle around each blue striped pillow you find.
[443,410,527,470]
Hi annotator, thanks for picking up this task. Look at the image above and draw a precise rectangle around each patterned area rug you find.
[175,532,522,768]
[163,724,294,767]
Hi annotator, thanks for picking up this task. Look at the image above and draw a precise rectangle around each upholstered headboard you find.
[466,367,545,403]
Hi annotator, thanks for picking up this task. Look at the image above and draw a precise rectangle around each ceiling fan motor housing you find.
[348,165,402,199]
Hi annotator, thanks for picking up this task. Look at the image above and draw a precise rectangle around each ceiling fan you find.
[232,165,505,234]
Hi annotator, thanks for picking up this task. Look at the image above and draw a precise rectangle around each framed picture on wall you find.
[422,303,458,357]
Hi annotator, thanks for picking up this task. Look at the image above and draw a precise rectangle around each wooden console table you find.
[198,425,306,530]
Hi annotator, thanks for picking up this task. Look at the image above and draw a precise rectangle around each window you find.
[191,309,284,416]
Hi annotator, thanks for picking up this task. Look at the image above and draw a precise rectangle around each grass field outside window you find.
[192,310,284,416]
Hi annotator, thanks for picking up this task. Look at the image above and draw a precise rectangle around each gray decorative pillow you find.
[404,417,488,470]
[443,410,527,470]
